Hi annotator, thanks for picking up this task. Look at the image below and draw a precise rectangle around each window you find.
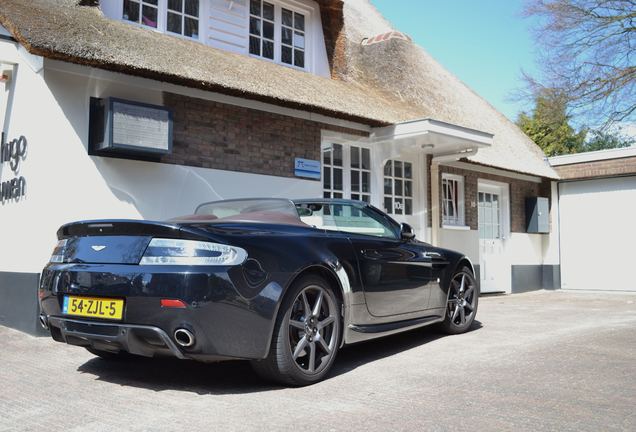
[167,0,199,39]
[249,0,307,68]
[478,192,501,239]
[350,146,371,203]
[442,173,465,226]
[122,0,200,38]
[123,0,159,28]
[384,160,413,216]
[250,0,276,60]
[322,143,343,199]
[297,202,399,239]
[281,8,305,68]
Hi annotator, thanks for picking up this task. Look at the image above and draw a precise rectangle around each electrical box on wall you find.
[526,197,549,233]
[89,97,173,157]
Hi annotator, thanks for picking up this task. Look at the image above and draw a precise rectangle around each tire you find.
[251,275,342,386]
[439,266,479,335]
[85,347,138,360]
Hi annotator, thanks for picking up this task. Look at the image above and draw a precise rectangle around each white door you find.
[478,184,508,293]
[382,157,423,235]
[559,177,636,291]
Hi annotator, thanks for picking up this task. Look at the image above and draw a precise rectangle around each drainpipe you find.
[430,149,478,246]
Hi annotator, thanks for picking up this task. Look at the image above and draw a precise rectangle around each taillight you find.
[49,239,68,263]
[160,299,187,308]
[139,238,247,266]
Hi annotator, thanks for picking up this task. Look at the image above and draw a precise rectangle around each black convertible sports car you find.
[39,198,478,386]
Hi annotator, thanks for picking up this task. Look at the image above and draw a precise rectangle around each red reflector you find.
[160,299,187,308]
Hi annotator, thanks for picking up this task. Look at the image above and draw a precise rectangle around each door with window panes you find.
[383,157,420,230]
[322,143,371,203]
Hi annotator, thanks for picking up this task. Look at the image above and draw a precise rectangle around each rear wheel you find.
[440,266,479,334]
[251,275,341,386]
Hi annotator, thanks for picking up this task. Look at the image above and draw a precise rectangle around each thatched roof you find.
[340,0,558,179]
[0,0,558,178]
[0,0,416,126]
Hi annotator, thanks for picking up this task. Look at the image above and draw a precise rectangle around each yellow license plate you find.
[62,296,124,320]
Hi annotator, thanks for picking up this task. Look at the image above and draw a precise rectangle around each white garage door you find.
[559,176,636,291]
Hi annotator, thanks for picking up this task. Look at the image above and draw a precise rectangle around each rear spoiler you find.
[56,219,218,241]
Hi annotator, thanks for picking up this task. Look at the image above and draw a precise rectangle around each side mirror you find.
[400,223,415,240]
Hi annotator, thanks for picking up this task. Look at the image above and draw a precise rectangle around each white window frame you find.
[247,0,311,72]
[441,173,466,227]
[383,159,415,216]
[166,0,201,39]
[321,141,373,202]
[120,0,202,41]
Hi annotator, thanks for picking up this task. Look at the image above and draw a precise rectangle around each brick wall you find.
[429,160,551,233]
[161,92,367,178]
[554,156,636,180]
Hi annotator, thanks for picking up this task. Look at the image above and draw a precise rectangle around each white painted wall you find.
[100,0,331,76]
[559,177,636,291]
[0,39,320,274]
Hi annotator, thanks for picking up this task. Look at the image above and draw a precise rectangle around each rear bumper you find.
[46,316,187,359]
[39,263,290,360]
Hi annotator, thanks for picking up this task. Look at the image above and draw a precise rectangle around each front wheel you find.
[439,266,479,334]
[251,275,341,386]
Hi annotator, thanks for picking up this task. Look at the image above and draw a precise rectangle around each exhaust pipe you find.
[39,314,49,330]
[173,328,195,348]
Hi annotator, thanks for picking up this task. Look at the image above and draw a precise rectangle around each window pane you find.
[404,162,412,179]
[324,191,331,199]
[323,148,331,165]
[384,161,392,176]
[249,36,260,55]
[123,0,140,22]
[263,40,274,59]
[394,161,402,178]
[351,170,360,192]
[361,195,370,203]
[282,27,293,45]
[405,199,412,215]
[168,0,181,12]
[185,0,198,16]
[361,148,370,170]
[249,17,261,35]
[185,17,198,38]
[282,8,293,26]
[294,13,305,31]
[145,0,158,5]
[323,166,331,189]
[250,0,260,16]
[351,194,359,201]
[294,50,304,68]
[404,180,412,197]
[350,146,359,168]
[281,46,292,64]
[262,2,274,20]
[294,32,305,49]
[263,20,274,40]
[394,198,403,215]
[142,5,158,27]
[384,197,392,213]
[333,144,342,166]
[394,179,403,196]
[384,178,392,195]
[334,168,343,191]
[167,12,182,33]
[479,192,484,202]
[362,171,370,193]
[333,192,343,199]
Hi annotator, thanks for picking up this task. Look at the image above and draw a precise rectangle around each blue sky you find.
[372,0,539,122]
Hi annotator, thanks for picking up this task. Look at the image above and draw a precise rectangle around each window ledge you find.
[442,224,471,231]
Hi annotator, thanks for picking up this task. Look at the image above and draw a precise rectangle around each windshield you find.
[194,198,301,224]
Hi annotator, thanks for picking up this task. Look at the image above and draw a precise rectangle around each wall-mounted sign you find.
[294,158,321,180]
[89,97,173,157]
[0,132,27,202]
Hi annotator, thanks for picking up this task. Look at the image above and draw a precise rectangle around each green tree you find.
[517,89,587,156]
[582,129,634,152]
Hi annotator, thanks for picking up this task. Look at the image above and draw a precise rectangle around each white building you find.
[0,0,561,334]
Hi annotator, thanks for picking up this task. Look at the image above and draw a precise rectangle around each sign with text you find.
[0,132,27,202]
[294,158,321,180]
